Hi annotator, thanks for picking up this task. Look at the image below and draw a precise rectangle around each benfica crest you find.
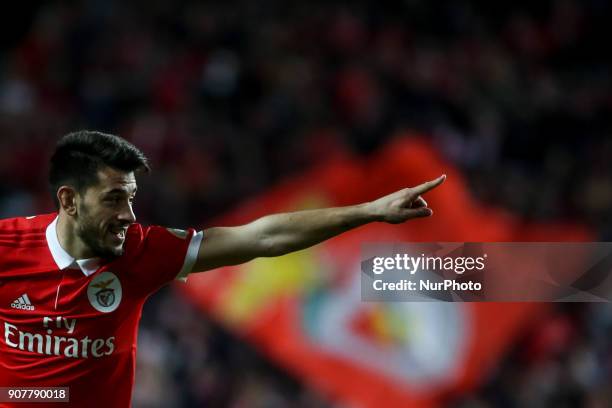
[87,271,122,313]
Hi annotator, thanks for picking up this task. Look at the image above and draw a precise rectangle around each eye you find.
[104,197,121,206]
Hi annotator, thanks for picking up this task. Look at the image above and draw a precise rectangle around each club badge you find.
[87,271,122,313]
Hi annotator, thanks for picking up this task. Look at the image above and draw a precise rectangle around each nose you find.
[118,202,136,225]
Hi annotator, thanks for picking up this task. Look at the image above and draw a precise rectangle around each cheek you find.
[81,209,108,233]
[88,205,110,224]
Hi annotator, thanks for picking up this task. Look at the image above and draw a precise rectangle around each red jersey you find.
[0,213,203,407]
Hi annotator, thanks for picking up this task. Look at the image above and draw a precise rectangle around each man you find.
[0,131,445,407]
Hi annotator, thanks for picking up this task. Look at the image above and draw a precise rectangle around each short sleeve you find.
[125,224,203,295]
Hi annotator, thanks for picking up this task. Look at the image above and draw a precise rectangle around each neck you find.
[56,212,94,259]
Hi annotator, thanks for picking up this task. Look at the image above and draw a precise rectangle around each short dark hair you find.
[49,130,150,208]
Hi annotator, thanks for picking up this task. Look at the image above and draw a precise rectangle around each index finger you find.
[411,174,446,196]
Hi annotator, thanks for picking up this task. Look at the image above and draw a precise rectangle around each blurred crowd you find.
[453,303,612,408]
[1,0,611,407]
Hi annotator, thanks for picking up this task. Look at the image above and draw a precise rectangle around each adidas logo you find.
[10,294,35,311]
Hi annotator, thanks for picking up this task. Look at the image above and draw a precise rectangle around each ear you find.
[57,186,78,216]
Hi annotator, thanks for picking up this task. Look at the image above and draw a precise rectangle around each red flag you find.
[180,136,591,407]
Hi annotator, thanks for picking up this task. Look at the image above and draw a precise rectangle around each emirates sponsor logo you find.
[3,318,115,359]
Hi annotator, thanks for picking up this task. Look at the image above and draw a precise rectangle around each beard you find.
[76,203,124,259]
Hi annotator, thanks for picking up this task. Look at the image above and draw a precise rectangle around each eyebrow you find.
[103,187,137,196]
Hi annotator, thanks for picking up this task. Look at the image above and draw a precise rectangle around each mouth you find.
[108,226,127,243]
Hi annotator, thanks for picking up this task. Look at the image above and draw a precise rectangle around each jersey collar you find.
[46,216,101,277]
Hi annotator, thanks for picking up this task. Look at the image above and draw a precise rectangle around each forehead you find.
[93,166,137,193]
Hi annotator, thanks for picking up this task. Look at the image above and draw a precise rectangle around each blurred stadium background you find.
[1,1,611,407]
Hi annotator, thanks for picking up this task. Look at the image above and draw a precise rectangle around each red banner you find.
[180,136,591,407]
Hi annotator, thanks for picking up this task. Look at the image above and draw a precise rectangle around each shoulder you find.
[118,223,200,280]
[0,213,56,231]
[0,213,56,246]
[122,223,174,250]
[122,223,199,257]
[124,224,194,247]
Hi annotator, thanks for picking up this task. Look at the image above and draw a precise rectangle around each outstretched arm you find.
[190,175,446,273]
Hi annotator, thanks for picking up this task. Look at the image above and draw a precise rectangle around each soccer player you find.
[0,131,445,407]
